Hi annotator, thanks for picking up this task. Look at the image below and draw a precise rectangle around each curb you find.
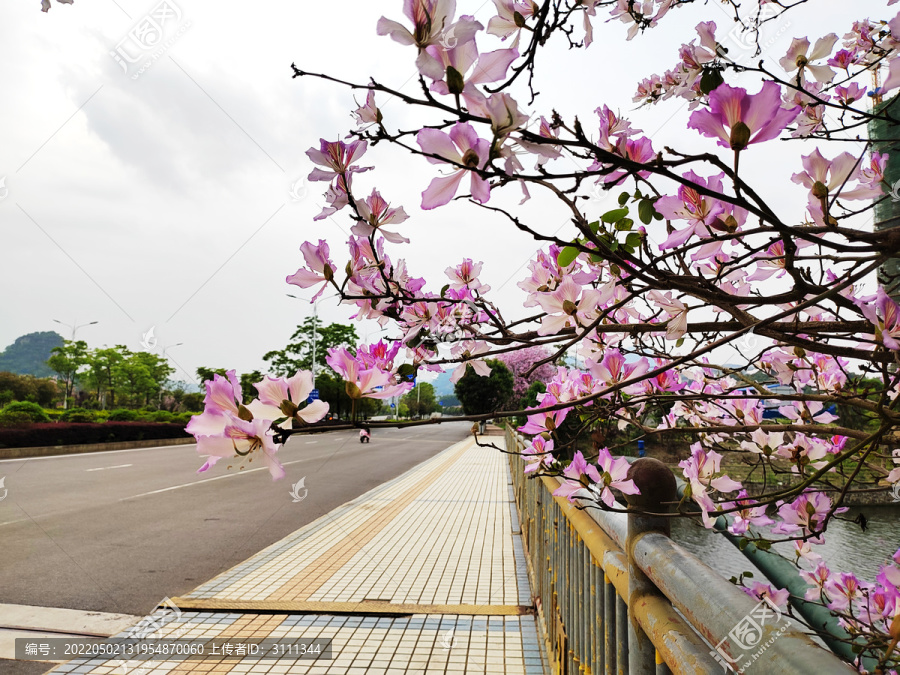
[0,436,196,460]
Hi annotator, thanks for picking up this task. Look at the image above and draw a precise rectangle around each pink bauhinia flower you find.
[791,148,883,225]
[523,435,554,474]
[833,82,866,106]
[356,340,402,371]
[647,290,688,340]
[594,448,640,508]
[417,25,517,109]
[724,489,774,535]
[857,287,900,350]
[599,136,656,185]
[778,34,839,83]
[245,370,330,429]
[306,139,372,183]
[687,81,800,151]
[772,491,847,543]
[743,582,790,610]
[535,275,607,336]
[446,258,490,294]
[824,572,869,612]
[587,348,649,388]
[553,451,602,502]
[449,342,494,383]
[351,189,410,244]
[326,347,413,399]
[185,370,243,437]
[286,239,335,301]
[518,395,570,434]
[800,562,832,601]
[353,90,381,127]
[376,0,460,50]
[196,417,285,480]
[417,122,492,209]
[487,0,537,46]
[680,444,743,527]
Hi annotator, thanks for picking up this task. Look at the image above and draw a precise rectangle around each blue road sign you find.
[308,388,320,403]
[390,403,396,408]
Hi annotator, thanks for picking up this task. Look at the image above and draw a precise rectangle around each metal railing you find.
[505,428,855,675]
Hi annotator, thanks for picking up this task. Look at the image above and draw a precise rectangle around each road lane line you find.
[85,464,133,472]
[119,458,309,501]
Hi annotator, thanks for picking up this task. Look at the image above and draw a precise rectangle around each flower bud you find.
[462,148,480,168]
[729,121,752,151]
[562,300,578,315]
[811,181,829,199]
[345,381,362,400]
[446,65,465,95]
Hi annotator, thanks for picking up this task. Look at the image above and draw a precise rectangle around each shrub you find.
[0,421,191,449]
[3,401,51,423]
[60,408,95,423]
[0,410,34,429]
[106,409,138,422]
[175,412,196,424]
[151,411,174,423]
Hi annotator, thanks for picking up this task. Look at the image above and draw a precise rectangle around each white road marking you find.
[0,444,196,464]
[305,441,318,444]
[85,464,133,472]
[0,518,29,528]
[120,459,308,501]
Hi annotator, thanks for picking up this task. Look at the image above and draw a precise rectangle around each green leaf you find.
[755,540,773,551]
[608,240,619,253]
[602,207,629,223]
[625,233,642,249]
[557,246,580,267]
[743,571,754,578]
[617,192,629,206]
[615,218,634,231]
[700,68,724,95]
[653,211,664,221]
[676,337,684,348]
[638,200,655,225]
[588,220,600,234]
[440,284,450,297]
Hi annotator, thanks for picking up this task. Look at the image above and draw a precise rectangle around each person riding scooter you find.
[359,427,371,443]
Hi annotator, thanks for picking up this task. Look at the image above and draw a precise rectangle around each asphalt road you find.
[0,422,470,619]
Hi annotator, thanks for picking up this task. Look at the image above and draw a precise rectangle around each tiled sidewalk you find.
[45,435,548,675]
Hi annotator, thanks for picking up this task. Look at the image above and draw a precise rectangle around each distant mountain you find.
[0,331,64,377]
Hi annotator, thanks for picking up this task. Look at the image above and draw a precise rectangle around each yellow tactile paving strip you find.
[183,436,528,607]
[44,435,549,674]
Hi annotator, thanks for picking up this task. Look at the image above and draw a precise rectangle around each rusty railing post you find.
[624,457,678,675]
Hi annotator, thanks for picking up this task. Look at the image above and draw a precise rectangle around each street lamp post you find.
[287,292,340,389]
[53,318,98,341]
[51,319,98,409]
[159,343,184,409]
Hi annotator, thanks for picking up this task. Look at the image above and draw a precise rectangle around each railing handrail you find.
[506,428,856,674]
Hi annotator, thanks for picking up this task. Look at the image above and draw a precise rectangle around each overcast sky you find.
[0,0,885,386]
